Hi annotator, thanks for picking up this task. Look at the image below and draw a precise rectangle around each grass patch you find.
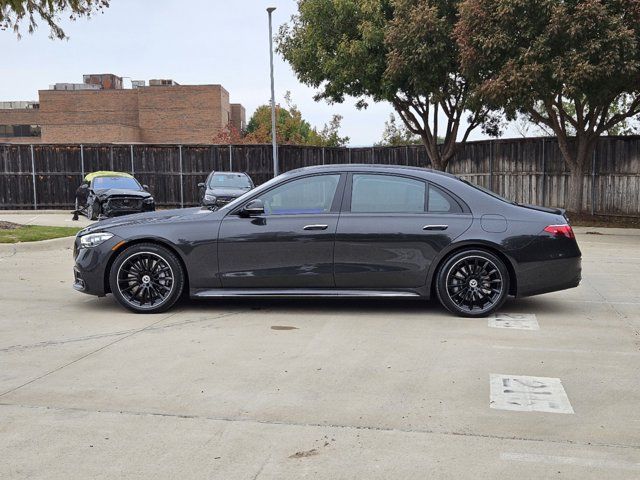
[0,225,81,243]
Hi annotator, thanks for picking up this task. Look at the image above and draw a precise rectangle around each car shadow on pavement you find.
[81,292,570,318]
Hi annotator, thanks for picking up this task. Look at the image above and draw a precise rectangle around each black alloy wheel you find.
[109,243,184,313]
[436,249,509,317]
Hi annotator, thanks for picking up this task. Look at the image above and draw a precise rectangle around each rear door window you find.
[350,174,426,213]
[427,184,463,214]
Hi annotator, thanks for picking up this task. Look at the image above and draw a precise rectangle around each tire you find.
[435,249,509,318]
[109,243,185,314]
[87,201,100,220]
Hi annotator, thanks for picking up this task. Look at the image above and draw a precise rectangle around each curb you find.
[0,210,73,215]
[0,236,75,256]
[573,226,640,236]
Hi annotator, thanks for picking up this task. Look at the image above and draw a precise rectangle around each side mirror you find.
[197,182,205,189]
[143,184,149,191]
[241,199,265,216]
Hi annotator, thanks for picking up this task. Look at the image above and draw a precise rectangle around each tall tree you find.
[214,93,349,147]
[1,0,109,39]
[376,113,424,146]
[278,0,501,171]
[457,0,640,212]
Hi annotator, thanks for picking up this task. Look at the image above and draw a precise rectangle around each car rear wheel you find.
[109,243,184,313]
[435,249,509,318]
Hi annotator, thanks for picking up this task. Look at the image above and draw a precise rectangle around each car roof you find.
[85,171,134,182]
[283,163,460,180]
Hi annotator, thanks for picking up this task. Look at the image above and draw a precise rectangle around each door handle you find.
[304,224,329,231]
[423,225,449,231]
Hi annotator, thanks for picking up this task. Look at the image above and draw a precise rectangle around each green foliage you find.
[457,0,640,146]
[245,92,349,147]
[317,114,351,148]
[278,0,501,170]
[0,0,109,39]
[376,113,423,146]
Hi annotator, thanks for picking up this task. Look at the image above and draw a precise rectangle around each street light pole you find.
[267,7,278,177]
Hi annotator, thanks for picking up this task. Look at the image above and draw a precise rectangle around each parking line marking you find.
[489,313,539,330]
[500,452,640,471]
[492,345,640,357]
[490,374,574,414]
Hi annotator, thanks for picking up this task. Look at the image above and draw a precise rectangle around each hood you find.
[94,188,152,200]
[205,187,251,197]
[81,207,213,234]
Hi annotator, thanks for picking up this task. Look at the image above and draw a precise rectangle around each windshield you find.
[92,176,142,191]
[208,173,252,189]
[460,178,515,204]
[218,175,282,211]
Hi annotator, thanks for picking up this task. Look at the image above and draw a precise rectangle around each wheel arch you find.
[427,241,518,298]
[103,237,190,295]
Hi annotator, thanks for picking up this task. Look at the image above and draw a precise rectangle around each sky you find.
[0,0,521,146]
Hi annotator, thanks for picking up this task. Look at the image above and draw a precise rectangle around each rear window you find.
[460,178,514,204]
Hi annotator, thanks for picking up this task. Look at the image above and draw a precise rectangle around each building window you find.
[0,125,41,137]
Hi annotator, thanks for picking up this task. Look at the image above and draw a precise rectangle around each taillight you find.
[544,224,575,239]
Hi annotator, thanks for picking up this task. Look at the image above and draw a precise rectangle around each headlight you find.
[80,232,113,248]
[204,194,217,202]
[143,197,154,204]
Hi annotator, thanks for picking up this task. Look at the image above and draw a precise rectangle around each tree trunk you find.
[420,134,444,170]
[553,132,595,214]
[566,163,585,214]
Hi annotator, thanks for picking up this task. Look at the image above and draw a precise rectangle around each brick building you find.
[0,74,245,144]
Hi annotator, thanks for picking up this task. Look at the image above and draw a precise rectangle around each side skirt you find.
[191,289,422,299]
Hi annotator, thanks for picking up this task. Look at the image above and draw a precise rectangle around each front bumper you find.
[73,234,124,296]
[202,196,238,207]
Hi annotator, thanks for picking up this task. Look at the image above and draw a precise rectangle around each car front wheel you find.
[435,249,509,318]
[109,243,185,313]
[87,202,100,220]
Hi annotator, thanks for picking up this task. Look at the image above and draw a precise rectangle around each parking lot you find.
[1,222,639,479]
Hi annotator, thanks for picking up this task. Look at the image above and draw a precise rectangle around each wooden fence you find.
[1,137,639,216]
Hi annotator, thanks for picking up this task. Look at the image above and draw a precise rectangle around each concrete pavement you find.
[0,228,639,479]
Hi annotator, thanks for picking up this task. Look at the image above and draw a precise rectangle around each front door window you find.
[257,174,341,215]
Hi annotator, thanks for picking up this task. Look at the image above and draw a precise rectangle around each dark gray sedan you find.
[73,165,581,317]
[198,171,254,207]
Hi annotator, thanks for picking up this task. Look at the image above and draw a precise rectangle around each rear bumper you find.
[516,256,582,297]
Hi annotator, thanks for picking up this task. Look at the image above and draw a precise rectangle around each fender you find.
[102,234,190,293]
[424,239,519,299]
